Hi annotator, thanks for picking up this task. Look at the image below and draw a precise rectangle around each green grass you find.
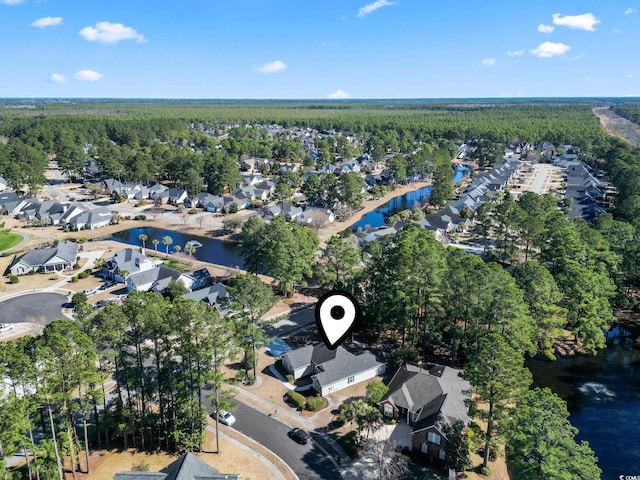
[0,231,22,252]
[149,256,190,272]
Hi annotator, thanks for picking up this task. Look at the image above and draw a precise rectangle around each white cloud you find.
[31,16,63,28]
[552,13,601,31]
[530,41,571,58]
[627,73,634,78]
[613,28,622,33]
[507,49,525,56]
[73,70,103,81]
[328,89,350,99]
[256,60,287,74]
[0,0,25,5]
[481,58,496,66]
[624,8,637,14]
[49,73,66,83]
[537,24,555,33]
[79,21,145,44]
[358,0,394,17]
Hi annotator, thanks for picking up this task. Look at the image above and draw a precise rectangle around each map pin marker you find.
[315,290,360,350]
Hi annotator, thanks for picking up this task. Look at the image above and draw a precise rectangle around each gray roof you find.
[128,265,185,291]
[11,240,78,269]
[107,248,149,273]
[312,349,383,388]
[182,283,228,305]
[379,364,471,433]
[116,452,240,480]
[283,344,384,388]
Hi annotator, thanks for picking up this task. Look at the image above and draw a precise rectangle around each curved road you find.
[231,401,341,480]
[0,292,68,325]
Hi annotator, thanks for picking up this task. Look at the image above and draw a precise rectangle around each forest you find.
[1,98,640,479]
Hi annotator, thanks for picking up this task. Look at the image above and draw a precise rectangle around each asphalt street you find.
[0,292,68,325]
[230,401,341,480]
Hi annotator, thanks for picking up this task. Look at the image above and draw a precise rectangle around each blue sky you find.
[1,0,639,98]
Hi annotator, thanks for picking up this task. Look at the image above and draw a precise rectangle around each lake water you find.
[527,332,640,479]
[351,165,471,231]
[111,226,245,269]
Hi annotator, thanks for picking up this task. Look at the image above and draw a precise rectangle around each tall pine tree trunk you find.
[47,401,64,480]
[483,398,494,469]
[83,418,90,475]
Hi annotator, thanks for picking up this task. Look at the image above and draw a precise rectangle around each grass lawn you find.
[149,256,191,272]
[0,231,22,252]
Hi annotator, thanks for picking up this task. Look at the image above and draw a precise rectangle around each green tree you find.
[463,333,532,470]
[507,388,602,480]
[162,235,173,254]
[317,235,361,291]
[227,273,277,380]
[443,420,472,473]
[163,279,189,300]
[365,380,389,405]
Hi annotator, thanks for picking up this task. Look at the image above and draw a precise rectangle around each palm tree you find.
[173,245,181,254]
[162,235,173,254]
[184,244,196,257]
[152,239,159,252]
[138,234,148,252]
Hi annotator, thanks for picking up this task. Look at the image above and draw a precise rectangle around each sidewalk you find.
[234,385,352,468]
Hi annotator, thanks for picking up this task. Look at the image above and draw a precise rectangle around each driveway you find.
[0,292,68,325]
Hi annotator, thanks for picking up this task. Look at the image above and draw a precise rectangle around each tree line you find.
[0,275,277,479]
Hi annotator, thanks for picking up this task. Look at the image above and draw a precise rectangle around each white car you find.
[215,409,236,426]
[0,324,14,333]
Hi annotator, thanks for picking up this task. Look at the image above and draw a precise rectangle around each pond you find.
[527,330,640,479]
[351,165,471,231]
[111,227,245,269]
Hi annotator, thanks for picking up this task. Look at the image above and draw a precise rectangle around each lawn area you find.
[149,256,191,272]
[0,231,22,252]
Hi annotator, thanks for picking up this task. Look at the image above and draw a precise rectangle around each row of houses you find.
[565,160,616,221]
[355,159,520,244]
[0,192,112,230]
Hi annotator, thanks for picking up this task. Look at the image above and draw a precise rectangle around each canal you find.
[351,165,471,231]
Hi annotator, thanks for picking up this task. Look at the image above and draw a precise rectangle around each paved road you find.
[230,401,341,480]
[0,292,68,324]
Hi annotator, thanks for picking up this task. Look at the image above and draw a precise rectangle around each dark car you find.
[288,428,311,445]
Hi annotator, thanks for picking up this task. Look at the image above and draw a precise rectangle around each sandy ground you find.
[593,106,640,147]
[62,425,278,480]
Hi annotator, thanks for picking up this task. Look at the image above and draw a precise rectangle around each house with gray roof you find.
[378,364,471,461]
[101,248,157,283]
[182,283,229,313]
[0,176,7,192]
[115,452,240,480]
[65,205,112,230]
[126,264,194,293]
[10,240,78,276]
[281,343,385,396]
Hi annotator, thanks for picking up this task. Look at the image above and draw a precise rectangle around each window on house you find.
[383,404,394,417]
[347,375,355,384]
[439,448,446,460]
[427,432,441,445]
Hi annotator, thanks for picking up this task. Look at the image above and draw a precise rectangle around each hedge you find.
[286,390,306,410]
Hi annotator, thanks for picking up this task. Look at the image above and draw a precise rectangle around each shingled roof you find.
[115,452,240,480]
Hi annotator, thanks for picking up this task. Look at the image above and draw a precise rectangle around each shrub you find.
[188,208,198,214]
[286,390,306,410]
[134,214,147,221]
[8,274,19,284]
[306,395,326,412]
[134,200,148,207]
[71,276,78,283]
[286,374,294,383]
[77,270,90,279]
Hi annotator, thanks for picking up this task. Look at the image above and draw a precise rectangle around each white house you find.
[10,240,78,276]
[126,265,194,293]
[281,343,385,396]
[101,248,157,283]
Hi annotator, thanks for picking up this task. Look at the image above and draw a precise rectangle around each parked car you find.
[93,299,109,309]
[0,323,14,333]
[214,409,236,426]
[288,428,311,445]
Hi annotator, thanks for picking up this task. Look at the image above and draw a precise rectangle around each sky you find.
[0,0,639,99]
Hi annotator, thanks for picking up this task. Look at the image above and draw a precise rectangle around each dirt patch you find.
[61,426,278,480]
